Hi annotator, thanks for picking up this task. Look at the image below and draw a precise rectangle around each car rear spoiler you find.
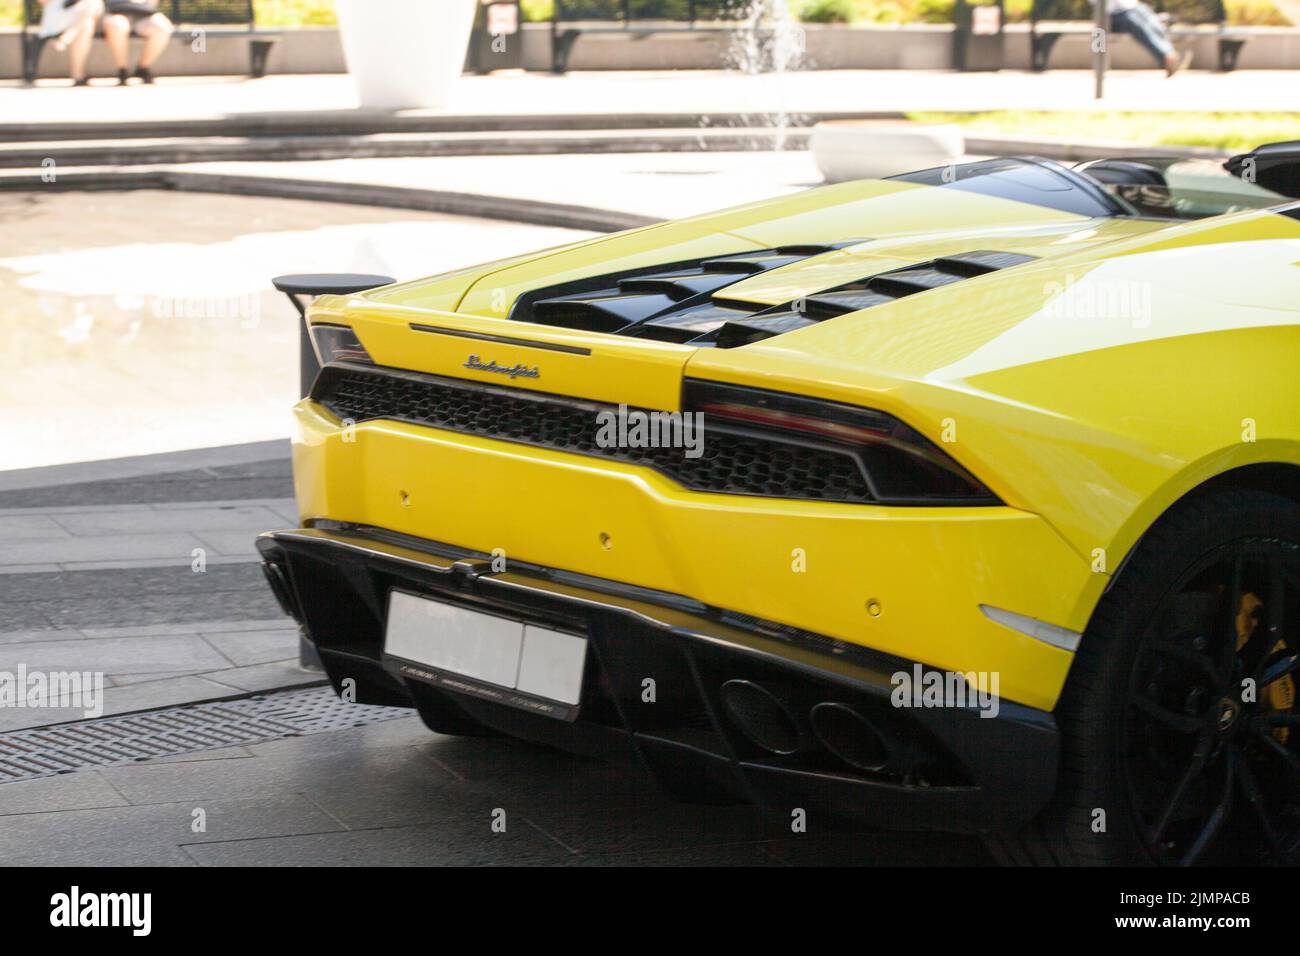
[272,273,395,396]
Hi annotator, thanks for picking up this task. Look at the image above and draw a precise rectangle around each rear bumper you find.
[289,398,1092,711]
[258,524,1060,834]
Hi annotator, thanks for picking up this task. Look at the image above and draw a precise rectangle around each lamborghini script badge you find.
[463,355,540,380]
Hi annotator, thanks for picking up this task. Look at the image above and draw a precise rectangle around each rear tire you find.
[989,489,1300,866]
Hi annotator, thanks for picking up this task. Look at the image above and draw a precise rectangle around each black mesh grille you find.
[314,366,873,503]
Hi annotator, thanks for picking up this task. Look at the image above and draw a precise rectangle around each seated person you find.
[101,1,175,85]
[1094,0,1193,76]
[38,0,107,86]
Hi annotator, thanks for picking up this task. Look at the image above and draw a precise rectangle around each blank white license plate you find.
[384,590,587,713]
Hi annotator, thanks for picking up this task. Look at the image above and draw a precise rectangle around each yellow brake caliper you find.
[1237,592,1294,744]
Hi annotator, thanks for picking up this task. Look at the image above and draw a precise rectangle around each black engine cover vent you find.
[509,246,1036,350]
[512,240,868,335]
[702,249,1040,349]
[712,312,821,349]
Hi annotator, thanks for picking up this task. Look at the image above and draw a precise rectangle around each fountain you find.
[720,0,810,149]
[726,0,807,76]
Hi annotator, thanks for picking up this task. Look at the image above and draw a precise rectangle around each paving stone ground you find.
[0,708,994,866]
[0,443,311,731]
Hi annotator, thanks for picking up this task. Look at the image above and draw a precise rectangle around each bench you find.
[1029,0,1247,71]
[22,0,281,84]
[550,0,750,74]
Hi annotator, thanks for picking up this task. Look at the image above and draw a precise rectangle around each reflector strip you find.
[980,604,1082,653]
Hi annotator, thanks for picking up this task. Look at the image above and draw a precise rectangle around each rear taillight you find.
[309,324,373,366]
[683,380,998,505]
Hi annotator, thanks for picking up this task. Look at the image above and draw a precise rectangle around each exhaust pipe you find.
[719,679,804,755]
[260,557,302,623]
[259,551,321,669]
[810,702,892,772]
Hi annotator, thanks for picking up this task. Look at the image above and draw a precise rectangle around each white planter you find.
[811,122,965,183]
[335,0,478,110]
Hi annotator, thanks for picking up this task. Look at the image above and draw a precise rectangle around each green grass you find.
[910,110,1300,152]
[250,0,336,27]
[522,0,555,20]
[801,0,981,23]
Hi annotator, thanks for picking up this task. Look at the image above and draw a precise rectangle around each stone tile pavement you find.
[0,707,993,865]
[0,442,313,731]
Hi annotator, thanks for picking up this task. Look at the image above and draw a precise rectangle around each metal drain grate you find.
[0,686,412,784]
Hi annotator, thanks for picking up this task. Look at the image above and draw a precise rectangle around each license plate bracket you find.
[382,589,587,722]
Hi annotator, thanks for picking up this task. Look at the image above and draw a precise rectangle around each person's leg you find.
[132,13,174,79]
[65,21,95,82]
[53,0,93,46]
[100,11,132,80]
[1112,3,1184,73]
[55,0,104,82]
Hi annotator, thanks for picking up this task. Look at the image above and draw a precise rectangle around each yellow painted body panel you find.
[687,210,1300,584]
[292,401,1083,710]
[297,178,1300,713]
[309,296,695,411]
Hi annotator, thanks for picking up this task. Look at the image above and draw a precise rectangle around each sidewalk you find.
[0,442,308,732]
[0,690,993,865]
[3,70,1298,132]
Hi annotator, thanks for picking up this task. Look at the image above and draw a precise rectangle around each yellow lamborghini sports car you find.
[259,144,1300,866]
